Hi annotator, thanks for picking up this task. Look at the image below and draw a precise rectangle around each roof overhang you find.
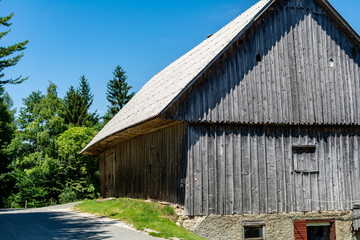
[81,117,180,155]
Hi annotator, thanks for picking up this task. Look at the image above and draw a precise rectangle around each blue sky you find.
[2,0,360,116]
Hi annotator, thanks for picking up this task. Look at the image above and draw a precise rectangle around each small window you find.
[256,54,262,62]
[243,222,265,240]
[292,145,318,173]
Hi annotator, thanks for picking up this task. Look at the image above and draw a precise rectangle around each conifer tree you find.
[104,66,134,122]
[63,76,98,127]
[0,12,29,85]
[0,86,15,207]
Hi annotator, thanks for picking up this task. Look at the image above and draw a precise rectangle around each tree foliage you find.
[0,86,15,206]
[2,83,99,208]
[0,38,138,207]
[63,76,98,127]
[57,127,99,202]
[104,66,134,123]
[0,12,29,85]
[0,6,28,206]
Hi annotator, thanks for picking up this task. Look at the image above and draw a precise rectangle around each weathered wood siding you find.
[186,124,360,216]
[99,123,188,204]
[99,149,116,198]
[165,0,360,125]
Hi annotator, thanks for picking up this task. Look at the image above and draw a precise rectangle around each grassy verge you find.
[75,198,206,240]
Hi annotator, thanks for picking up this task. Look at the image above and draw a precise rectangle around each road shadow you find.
[0,211,111,240]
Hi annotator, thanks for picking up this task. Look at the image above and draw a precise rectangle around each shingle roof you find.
[81,0,275,154]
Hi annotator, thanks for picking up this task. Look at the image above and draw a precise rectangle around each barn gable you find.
[82,0,360,155]
[165,0,360,125]
[81,0,273,155]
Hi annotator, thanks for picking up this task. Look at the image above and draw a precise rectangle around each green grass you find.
[75,198,206,240]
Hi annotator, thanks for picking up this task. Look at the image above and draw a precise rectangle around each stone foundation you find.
[180,211,355,240]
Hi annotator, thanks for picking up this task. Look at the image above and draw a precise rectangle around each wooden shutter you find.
[294,220,307,240]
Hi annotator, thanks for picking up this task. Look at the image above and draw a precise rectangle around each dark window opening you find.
[244,224,264,240]
[256,54,262,62]
[238,39,244,47]
[292,145,316,154]
[307,224,330,240]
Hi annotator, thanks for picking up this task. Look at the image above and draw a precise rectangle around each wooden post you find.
[25,200,27,209]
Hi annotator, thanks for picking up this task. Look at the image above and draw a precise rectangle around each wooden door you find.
[292,145,318,212]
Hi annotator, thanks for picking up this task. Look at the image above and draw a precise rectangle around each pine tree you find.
[105,66,134,122]
[0,86,14,171]
[63,76,98,127]
[0,13,29,85]
[63,86,82,126]
[0,86,15,207]
[0,8,28,207]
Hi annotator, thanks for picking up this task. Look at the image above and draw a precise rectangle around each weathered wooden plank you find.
[208,127,216,214]
[202,129,209,215]
[304,13,315,124]
[185,127,192,215]
[231,51,239,123]
[251,128,260,214]
[99,152,105,197]
[217,127,226,214]
[344,133,352,209]
[258,127,267,213]
[193,127,202,215]
[233,127,242,214]
[267,128,277,213]
[295,10,307,124]
[275,127,284,212]
[242,127,251,214]
[254,25,262,123]
[225,128,234,214]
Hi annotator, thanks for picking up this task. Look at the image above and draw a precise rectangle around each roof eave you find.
[81,117,180,155]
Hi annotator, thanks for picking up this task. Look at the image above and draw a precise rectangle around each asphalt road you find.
[0,202,161,240]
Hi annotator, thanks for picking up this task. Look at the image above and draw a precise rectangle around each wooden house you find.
[82,0,360,238]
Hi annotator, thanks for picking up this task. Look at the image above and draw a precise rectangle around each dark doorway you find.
[307,223,330,240]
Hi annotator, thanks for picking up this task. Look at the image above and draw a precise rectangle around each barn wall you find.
[99,149,116,198]
[99,123,188,204]
[165,0,360,125]
[182,211,353,240]
[185,124,360,216]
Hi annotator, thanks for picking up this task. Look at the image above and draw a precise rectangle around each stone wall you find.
[181,211,354,240]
